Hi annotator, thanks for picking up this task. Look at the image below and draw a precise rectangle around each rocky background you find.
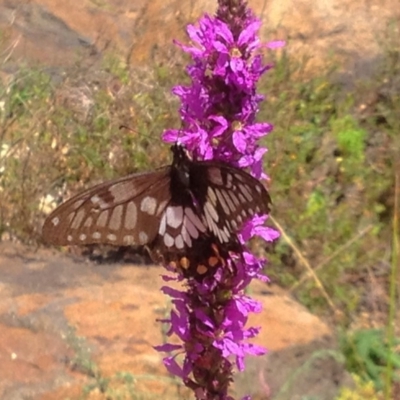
[1,0,398,74]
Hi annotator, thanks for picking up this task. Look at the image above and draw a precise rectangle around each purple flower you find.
[240,215,280,243]
[157,1,282,398]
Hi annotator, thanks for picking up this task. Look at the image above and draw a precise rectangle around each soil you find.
[0,242,352,399]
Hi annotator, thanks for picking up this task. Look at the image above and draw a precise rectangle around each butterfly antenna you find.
[176,105,190,147]
[119,125,138,134]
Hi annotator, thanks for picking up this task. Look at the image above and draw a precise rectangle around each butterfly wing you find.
[42,168,171,246]
[42,145,272,277]
[151,159,272,276]
[148,185,212,266]
[188,161,271,246]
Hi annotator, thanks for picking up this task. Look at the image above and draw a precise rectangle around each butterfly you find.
[42,144,271,275]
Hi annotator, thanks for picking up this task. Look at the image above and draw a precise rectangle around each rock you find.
[0,0,398,79]
[234,336,354,399]
[0,242,349,399]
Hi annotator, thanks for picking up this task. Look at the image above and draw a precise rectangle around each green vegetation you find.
[65,328,188,399]
[1,23,399,399]
[261,55,396,310]
[340,329,400,391]
[335,375,382,400]
[0,60,180,243]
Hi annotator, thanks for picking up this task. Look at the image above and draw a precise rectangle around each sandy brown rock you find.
[0,0,398,79]
[0,242,344,399]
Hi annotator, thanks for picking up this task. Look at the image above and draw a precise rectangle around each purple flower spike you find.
[157,1,281,399]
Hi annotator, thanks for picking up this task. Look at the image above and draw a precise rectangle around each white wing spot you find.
[125,201,137,229]
[159,214,167,235]
[164,233,174,247]
[204,206,217,236]
[183,215,199,239]
[223,219,232,231]
[90,195,109,210]
[109,181,138,203]
[223,225,230,236]
[215,224,223,243]
[156,200,168,216]
[92,232,101,239]
[185,207,206,233]
[175,234,184,249]
[67,213,75,223]
[67,235,73,242]
[219,227,229,242]
[79,234,87,241]
[97,210,109,227]
[233,173,245,183]
[71,209,85,229]
[230,191,240,207]
[181,225,192,246]
[140,196,157,215]
[109,204,123,230]
[204,201,219,222]
[123,235,135,245]
[107,233,117,241]
[207,187,218,206]
[72,200,84,210]
[215,189,230,214]
[166,206,184,229]
[256,184,263,194]
[239,184,253,202]
[91,195,101,204]
[226,173,233,188]
[221,190,235,213]
[84,216,93,227]
[51,217,60,226]
[138,231,148,244]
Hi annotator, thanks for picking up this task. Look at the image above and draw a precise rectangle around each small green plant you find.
[305,190,327,217]
[332,115,366,162]
[80,371,189,400]
[340,329,400,391]
[335,374,382,400]
[65,327,99,378]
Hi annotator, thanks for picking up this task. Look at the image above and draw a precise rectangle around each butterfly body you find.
[43,144,271,272]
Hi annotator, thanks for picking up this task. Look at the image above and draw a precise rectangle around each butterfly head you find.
[171,143,192,163]
[170,144,193,188]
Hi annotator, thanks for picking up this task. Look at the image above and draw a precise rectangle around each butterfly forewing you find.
[42,168,171,246]
[189,161,271,247]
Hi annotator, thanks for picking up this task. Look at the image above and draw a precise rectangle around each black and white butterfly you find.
[42,144,271,273]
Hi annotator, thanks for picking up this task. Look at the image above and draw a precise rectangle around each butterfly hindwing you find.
[42,168,171,246]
